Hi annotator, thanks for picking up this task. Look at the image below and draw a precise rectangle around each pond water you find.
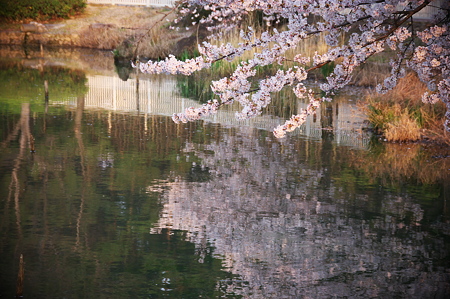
[0,46,449,298]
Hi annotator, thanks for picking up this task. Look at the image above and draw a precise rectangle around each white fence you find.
[58,74,370,149]
[86,0,175,7]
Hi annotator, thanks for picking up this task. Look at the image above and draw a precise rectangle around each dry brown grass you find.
[384,111,421,142]
[52,5,161,33]
[361,72,449,144]
[35,5,187,57]
[422,119,450,146]
[79,24,125,50]
[382,72,428,103]
[350,62,391,87]
[116,26,187,58]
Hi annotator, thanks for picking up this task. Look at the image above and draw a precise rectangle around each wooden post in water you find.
[135,60,140,112]
[29,134,35,153]
[44,80,49,114]
[16,254,24,298]
[44,80,49,101]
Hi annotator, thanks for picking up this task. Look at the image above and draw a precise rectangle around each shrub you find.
[0,0,86,21]
[384,112,422,142]
[362,73,448,143]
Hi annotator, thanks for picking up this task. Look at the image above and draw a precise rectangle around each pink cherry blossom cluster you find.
[273,92,326,139]
[172,100,221,123]
[134,55,210,75]
[404,22,450,129]
[136,0,450,136]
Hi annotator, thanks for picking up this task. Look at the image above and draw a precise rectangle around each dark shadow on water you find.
[114,57,134,81]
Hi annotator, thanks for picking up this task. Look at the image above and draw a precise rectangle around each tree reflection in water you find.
[0,49,449,298]
[151,124,450,298]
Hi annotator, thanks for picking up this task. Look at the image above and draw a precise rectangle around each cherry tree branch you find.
[136,0,450,136]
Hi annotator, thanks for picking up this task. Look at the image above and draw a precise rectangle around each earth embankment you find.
[0,4,191,58]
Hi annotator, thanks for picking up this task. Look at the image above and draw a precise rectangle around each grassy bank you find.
[0,5,190,59]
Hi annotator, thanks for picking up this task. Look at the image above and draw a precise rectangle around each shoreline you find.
[0,4,187,56]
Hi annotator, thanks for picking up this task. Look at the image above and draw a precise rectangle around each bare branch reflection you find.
[74,96,87,251]
[6,103,32,240]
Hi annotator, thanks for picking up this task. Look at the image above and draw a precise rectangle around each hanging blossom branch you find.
[135,0,450,137]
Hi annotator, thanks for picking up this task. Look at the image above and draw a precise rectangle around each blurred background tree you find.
[0,0,86,21]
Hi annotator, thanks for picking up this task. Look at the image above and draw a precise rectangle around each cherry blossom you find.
[135,0,450,137]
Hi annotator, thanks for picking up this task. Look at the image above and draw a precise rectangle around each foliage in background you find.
[0,0,86,21]
[0,61,87,112]
[113,26,183,59]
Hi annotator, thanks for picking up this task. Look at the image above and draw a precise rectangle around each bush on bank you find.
[361,73,449,145]
[0,0,86,21]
